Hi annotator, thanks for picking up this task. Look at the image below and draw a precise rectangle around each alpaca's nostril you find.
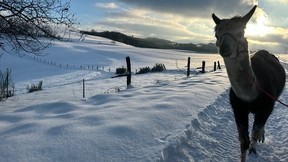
[219,44,233,57]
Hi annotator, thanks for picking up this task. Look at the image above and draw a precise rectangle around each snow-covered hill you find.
[0,35,287,162]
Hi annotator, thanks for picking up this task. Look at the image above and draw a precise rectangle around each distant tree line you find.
[80,30,218,53]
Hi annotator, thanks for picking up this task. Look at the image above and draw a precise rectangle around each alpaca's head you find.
[212,5,257,58]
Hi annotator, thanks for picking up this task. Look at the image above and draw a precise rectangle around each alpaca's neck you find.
[224,52,259,101]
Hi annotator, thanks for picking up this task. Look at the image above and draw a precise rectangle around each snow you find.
[0,34,287,162]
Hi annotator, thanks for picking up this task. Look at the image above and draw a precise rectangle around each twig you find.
[175,60,187,75]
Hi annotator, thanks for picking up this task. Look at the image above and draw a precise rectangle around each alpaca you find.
[212,5,286,162]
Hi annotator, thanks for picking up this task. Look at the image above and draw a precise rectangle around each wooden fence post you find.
[83,79,85,98]
[187,57,191,77]
[217,61,221,69]
[126,56,131,86]
[202,61,206,73]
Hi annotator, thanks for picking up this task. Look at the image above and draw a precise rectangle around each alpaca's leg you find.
[248,122,264,154]
[230,89,250,161]
[249,105,273,154]
[233,108,250,161]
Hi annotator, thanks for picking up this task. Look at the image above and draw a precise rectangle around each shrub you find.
[27,81,43,93]
[136,66,151,74]
[116,66,127,74]
[151,63,166,72]
[136,63,166,75]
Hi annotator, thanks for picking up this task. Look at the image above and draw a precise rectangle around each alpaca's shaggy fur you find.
[212,5,286,162]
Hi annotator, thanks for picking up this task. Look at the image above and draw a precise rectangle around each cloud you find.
[92,1,262,44]
[250,34,286,44]
[248,28,288,53]
[87,0,286,53]
[258,0,288,27]
[116,0,257,18]
[267,0,288,4]
[92,8,214,43]
[95,2,118,9]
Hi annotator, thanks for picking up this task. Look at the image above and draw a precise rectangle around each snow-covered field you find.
[0,35,287,162]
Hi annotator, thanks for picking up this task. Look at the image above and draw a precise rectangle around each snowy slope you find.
[0,34,287,162]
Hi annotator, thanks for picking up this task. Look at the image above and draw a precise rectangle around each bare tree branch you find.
[0,0,77,55]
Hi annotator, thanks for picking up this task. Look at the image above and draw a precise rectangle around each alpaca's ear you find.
[242,5,257,24]
[212,13,221,24]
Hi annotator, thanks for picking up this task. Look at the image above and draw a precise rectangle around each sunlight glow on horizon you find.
[246,23,273,37]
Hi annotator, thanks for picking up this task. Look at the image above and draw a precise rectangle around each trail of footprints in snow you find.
[160,89,288,162]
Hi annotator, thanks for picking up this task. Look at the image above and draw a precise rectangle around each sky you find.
[69,0,288,53]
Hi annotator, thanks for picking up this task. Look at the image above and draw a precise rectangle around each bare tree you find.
[0,0,76,54]
[0,68,14,100]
